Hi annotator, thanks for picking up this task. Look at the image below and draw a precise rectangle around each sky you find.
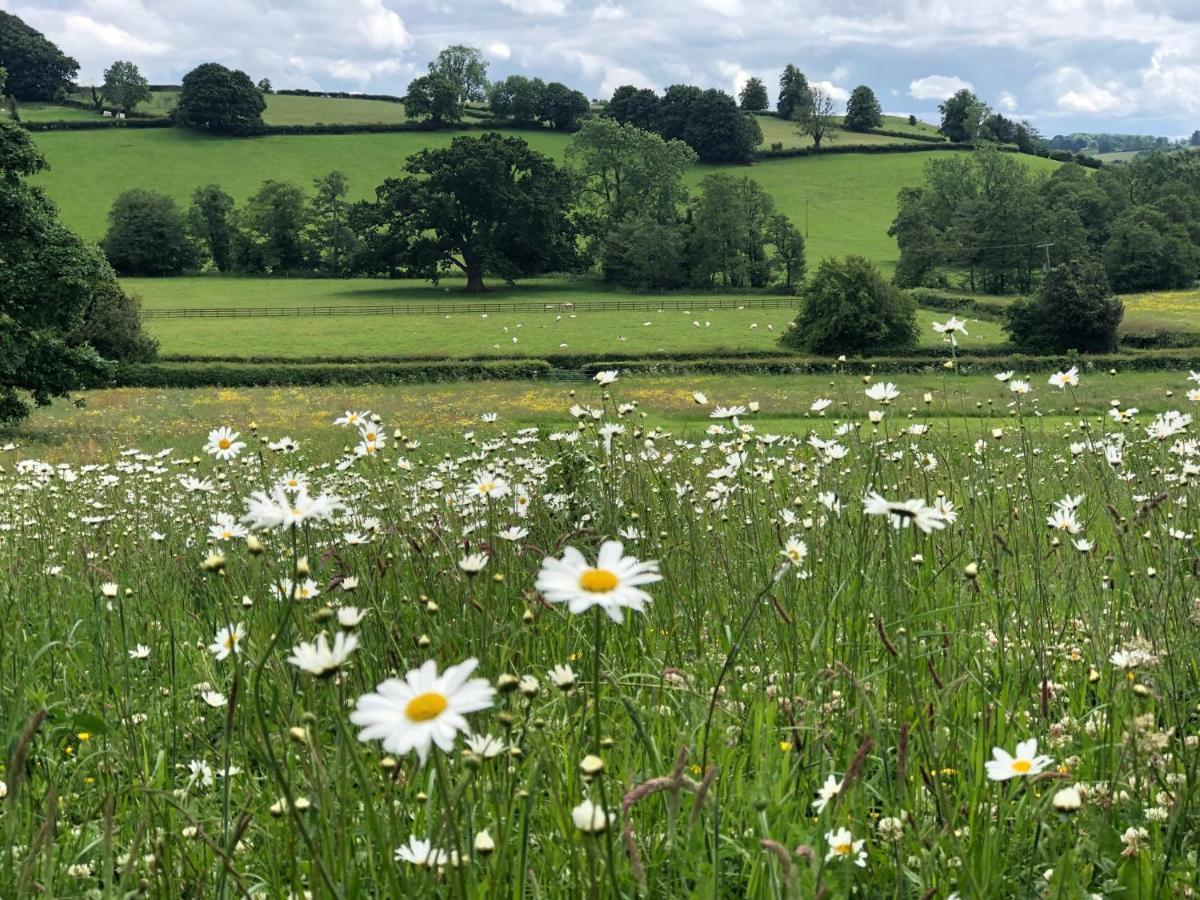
[8,0,1200,137]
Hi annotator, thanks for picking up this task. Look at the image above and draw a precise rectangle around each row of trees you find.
[99,122,808,295]
[890,146,1200,295]
[937,89,1042,153]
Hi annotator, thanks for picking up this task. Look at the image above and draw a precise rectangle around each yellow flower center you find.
[224,634,237,650]
[406,692,448,722]
[479,482,494,493]
[1012,759,1032,774]
[579,568,618,592]
[834,843,851,855]
[218,438,231,450]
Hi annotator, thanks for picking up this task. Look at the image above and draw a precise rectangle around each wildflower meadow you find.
[2,363,1199,898]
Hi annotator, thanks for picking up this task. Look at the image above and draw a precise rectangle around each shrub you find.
[782,255,919,355]
[1004,259,1124,354]
[100,189,201,276]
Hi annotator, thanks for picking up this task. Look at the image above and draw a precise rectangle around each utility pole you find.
[1038,242,1054,272]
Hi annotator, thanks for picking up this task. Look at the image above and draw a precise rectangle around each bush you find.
[783,255,919,355]
[74,281,158,362]
[1102,206,1199,293]
[601,217,688,290]
[756,141,980,160]
[111,359,551,388]
[1004,259,1124,354]
[100,189,201,276]
[174,62,265,136]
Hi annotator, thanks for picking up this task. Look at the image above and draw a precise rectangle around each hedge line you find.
[21,118,174,131]
[113,359,552,388]
[755,141,983,160]
[860,127,947,143]
[906,289,1012,321]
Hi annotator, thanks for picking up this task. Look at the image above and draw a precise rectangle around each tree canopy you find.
[938,89,986,142]
[429,45,490,105]
[0,120,155,423]
[843,85,882,132]
[350,133,579,292]
[0,11,78,101]
[777,65,811,120]
[405,72,462,124]
[101,189,200,276]
[1005,259,1124,353]
[738,77,769,112]
[101,60,151,113]
[607,84,761,162]
[174,63,266,136]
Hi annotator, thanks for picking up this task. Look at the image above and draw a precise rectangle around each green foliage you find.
[350,133,579,292]
[600,216,688,290]
[690,174,778,288]
[72,280,159,363]
[738,77,769,112]
[767,213,806,290]
[1005,259,1124,353]
[187,184,236,273]
[0,11,78,101]
[0,65,7,96]
[429,45,490,105]
[309,171,357,275]
[1102,206,1199,292]
[606,85,660,130]
[233,180,313,273]
[540,82,589,131]
[0,120,153,422]
[794,86,838,151]
[784,254,918,354]
[101,60,151,113]
[567,117,696,229]
[113,358,550,388]
[843,85,882,132]
[174,62,266,136]
[605,83,761,162]
[404,72,462,124]
[938,89,987,142]
[776,64,810,120]
[101,189,201,276]
[489,75,546,123]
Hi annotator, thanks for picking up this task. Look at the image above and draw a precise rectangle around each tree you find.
[1102,206,1199,292]
[888,186,941,288]
[0,120,155,423]
[350,134,578,292]
[310,171,357,274]
[541,82,589,130]
[1190,130,1200,147]
[768,213,806,291]
[0,11,79,100]
[429,45,489,105]
[601,217,688,290]
[657,85,762,162]
[187,185,236,273]
[782,255,918,354]
[488,75,546,122]
[777,64,810,120]
[1005,259,1123,353]
[0,65,7,96]
[796,86,837,151]
[938,89,987,142]
[174,63,266,136]
[258,78,273,93]
[405,72,462,124]
[234,180,313,273]
[739,77,769,112]
[689,174,777,288]
[101,190,201,276]
[101,60,150,113]
[843,85,882,132]
[606,85,661,130]
[567,117,696,228]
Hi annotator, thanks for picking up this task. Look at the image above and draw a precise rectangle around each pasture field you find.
[2,103,100,122]
[54,89,409,124]
[1,366,1198,896]
[753,115,929,150]
[32,128,1064,268]
[1119,288,1200,334]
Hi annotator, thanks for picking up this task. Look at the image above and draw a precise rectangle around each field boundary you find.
[140,296,800,319]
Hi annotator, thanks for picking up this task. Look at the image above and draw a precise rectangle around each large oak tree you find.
[351,133,579,292]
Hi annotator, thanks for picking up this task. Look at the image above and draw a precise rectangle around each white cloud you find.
[908,75,974,100]
[487,42,513,60]
[1052,67,1135,115]
[591,3,628,20]
[355,0,411,52]
[47,13,173,58]
[498,0,569,15]
[1141,42,1200,115]
[997,90,1018,112]
[811,79,849,103]
[697,0,743,16]
[598,64,654,97]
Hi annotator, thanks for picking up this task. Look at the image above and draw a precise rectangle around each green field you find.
[754,115,929,150]
[123,276,1006,357]
[33,128,1064,268]
[55,89,409,125]
[2,102,100,122]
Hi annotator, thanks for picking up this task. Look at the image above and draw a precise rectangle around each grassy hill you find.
[31,127,1062,270]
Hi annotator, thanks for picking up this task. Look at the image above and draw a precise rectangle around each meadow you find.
[31,128,1063,268]
[1,363,1197,897]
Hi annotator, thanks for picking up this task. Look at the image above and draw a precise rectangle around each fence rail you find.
[141,296,800,319]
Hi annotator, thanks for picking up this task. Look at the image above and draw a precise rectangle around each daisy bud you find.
[313,606,334,623]
[1052,786,1082,814]
[580,755,605,777]
[380,756,397,770]
[201,553,226,573]
[246,536,265,555]
[474,830,495,856]
[295,556,311,577]
[496,674,520,694]
[964,562,979,580]
[571,800,610,835]
[417,634,431,649]
[522,609,535,625]
[269,799,289,817]
[293,797,312,812]
[289,726,308,743]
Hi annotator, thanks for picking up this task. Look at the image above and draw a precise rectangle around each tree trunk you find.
[465,263,487,293]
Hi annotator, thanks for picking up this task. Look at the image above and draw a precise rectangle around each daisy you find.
[394,836,445,867]
[1009,380,1031,395]
[287,632,358,677]
[458,553,489,574]
[208,513,248,544]
[781,537,808,566]
[128,644,150,659]
[593,370,619,386]
[824,827,866,866]
[209,623,245,661]
[498,526,529,542]
[334,410,371,428]
[1049,366,1080,389]
[1046,508,1081,534]
[932,316,968,346]
[470,472,510,499]
[812,774,840,813]
[984,738,1052,781]
[204,427,245,461]
[242,485,342,531]
[865,382,899,404]
[810,398,833,413]
[535,541,661,623]
[350,658,495,764]
[548,664,577,690]
[571,799,611,834]
[337,606,367,628]
[862,493,948,534]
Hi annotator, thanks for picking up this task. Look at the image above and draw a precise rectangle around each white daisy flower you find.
[535,541,661,623]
